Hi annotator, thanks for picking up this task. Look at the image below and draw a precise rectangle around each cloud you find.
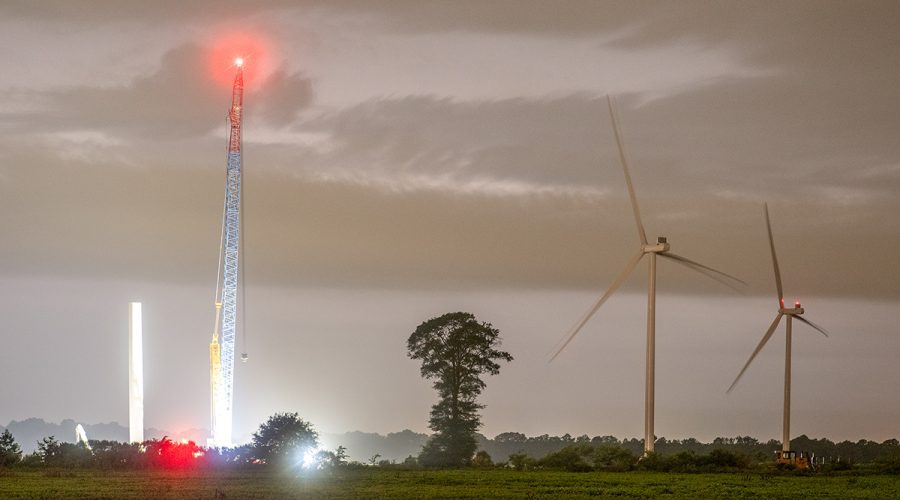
[0,0,295,23]
[2,88,897,297]
[255,68,314,127]
[1,43,313,141]
[291,95,613,195]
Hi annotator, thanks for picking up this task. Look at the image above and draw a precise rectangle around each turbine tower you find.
[727,203,829,453]
[210,58,246,447]
[128,302,143,444]
[550,96,745,455]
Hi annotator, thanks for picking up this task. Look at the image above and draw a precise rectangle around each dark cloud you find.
[1,43,313,140]
[0,0,296,23]
[256,68,314,127]
[326,0,900,56]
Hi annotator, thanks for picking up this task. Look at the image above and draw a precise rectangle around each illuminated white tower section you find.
[128,302,144,443]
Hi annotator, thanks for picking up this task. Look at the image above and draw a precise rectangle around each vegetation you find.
[2,413,898,476]
[529,444,754,473]
[407,312,513,467]
[1,411,899,499]
[250,412,318,467]
[480,433,900,466]
[0,429,22,466]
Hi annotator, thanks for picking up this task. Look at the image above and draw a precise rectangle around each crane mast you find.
[210,63,244,447]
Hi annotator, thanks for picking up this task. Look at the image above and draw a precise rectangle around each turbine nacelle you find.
[779,301,804,315]
[642,236,670,254]
[779,305,804,315]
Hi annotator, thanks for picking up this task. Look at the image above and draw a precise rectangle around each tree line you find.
[481,433,900,465]
[3,426,898,474]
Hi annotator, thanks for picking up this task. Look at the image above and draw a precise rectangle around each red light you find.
[205,30,274,88]
[795,300,801,308]
[148,438,205,469]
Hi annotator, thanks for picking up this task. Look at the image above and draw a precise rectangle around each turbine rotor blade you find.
[795,315,829,337]
[764,203,784,306]
[727,314,783,393]
[660,252,747,292]
[607,95,647,246]
[549,251,644,362]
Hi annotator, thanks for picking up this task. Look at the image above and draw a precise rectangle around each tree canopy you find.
[251,412,318,467]
[407,311,513,466]
[0,429,22,466]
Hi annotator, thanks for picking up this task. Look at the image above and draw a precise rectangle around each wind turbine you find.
[727,203,829,453]
[550,96,746,455]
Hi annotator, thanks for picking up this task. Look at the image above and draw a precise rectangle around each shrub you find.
[539,444,594,472]
[508,452,536,471]
[705,449,750,469]
[472,450,493,467]
[875,454,900,474]
[593,445,637,472]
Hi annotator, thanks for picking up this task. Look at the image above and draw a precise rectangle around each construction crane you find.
[210,57,246,448]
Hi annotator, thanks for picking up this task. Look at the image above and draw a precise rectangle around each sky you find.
[1,1,898,445]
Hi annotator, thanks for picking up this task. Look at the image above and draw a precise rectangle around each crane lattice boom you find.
[210,64,243,447]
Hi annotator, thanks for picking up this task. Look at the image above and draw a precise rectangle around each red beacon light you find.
[794,300,801,308]
[234,57,244,68]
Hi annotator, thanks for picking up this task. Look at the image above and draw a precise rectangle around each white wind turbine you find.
[550,96,746,455]
[727,203,829,453]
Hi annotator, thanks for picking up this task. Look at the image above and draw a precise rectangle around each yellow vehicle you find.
[775,450,814,470]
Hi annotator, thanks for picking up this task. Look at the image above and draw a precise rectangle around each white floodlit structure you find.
[75,424,92,451]
[129,302,144,444]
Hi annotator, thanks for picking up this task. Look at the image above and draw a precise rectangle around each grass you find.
[0,467,897,498]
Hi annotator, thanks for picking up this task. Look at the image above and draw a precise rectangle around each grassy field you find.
[1,468,897,499]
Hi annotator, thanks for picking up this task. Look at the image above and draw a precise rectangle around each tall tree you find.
[407,312,513,466]
[0,429,22,466]
[251,412,318,467]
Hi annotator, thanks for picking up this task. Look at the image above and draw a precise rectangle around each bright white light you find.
[75,424,91,451]
[234,57,244,68]
[128,302,144,444]
[302,447,318,469]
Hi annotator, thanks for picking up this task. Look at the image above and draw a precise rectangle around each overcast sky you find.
[1,1,898,445]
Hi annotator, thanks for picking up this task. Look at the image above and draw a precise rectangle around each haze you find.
[1,1,898,445]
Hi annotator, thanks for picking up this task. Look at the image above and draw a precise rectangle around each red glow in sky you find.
[206,30,274,88]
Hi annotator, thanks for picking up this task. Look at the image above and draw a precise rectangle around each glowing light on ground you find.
[302,447,319,469]
[298,446,325,470]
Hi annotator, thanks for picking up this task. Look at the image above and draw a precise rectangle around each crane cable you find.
[213,115,229,309]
